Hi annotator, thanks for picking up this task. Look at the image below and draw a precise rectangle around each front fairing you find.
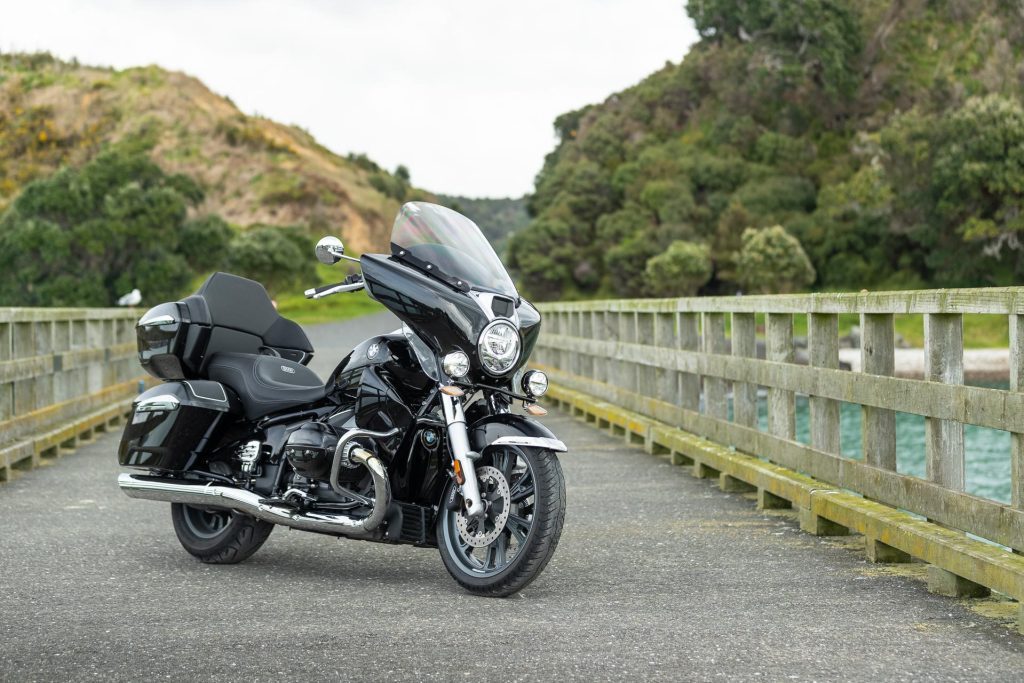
[361,254,538,383]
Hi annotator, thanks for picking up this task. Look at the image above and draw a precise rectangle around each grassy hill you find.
[0,52,422,254]
[508,1,1024,301]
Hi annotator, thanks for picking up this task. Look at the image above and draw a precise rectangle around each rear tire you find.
[170,503,274,564]
[437,447,565,597]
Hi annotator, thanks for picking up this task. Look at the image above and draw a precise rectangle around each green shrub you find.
[736,225,816,294]
[644,241,712,297]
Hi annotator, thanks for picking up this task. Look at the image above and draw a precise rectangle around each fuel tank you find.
[326,331,434,413]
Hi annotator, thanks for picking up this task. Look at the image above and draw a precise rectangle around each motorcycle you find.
[116,202,567,596]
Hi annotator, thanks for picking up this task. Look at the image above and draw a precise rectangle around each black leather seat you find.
[207,352,326,419]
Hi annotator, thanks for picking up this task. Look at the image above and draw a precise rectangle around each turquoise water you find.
[746,383,1012,504]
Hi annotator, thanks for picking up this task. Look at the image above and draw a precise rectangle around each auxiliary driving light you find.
[522,370,548,397]
[442,351,470,378]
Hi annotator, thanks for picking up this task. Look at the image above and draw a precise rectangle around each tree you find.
[225,225,311,296]
[0,149,219,306]
[736,225,815,294]
[644,241,712,297]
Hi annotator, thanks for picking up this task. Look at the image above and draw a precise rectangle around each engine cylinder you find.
[283,422,337,480]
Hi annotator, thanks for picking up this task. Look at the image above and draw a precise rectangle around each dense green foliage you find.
[225,225,313,296]
[737,226,815,294]
[508,1,1024,299]
[0,149,228,306]
[438,195,529,256]
[0,148,321,306]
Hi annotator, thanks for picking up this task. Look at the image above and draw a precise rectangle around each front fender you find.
[468,413,567,455]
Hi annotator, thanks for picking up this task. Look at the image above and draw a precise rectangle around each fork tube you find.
[441,392,485,518]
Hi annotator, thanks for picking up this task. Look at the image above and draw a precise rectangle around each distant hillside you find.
[437,195,528,256]
[0,52,424,254]
[509,1,1024,300]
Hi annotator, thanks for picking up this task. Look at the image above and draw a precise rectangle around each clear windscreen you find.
[390,202,517,298]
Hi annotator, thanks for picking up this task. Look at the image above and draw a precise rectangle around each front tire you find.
[437,447,566,597]
[170,503,274,564]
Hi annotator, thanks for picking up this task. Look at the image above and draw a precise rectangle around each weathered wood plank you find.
[809,314,841,454]
[536,287,1024,316]
[702,313,728,419]
[679,313,700,412]
[925,314,965,492]
[861,313,896,470]
[654,313,677,405]
[539,365,1024,551]
[766,313,795,440]
[536,334,1024,433]
[732,313,757,428]
[1013,314,1024,511]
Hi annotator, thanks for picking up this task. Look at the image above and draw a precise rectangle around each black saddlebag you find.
[118,381,241,471]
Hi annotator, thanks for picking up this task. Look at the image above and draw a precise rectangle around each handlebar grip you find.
[304,281,345,299]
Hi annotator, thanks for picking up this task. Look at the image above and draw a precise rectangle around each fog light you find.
[442,351,470,378]
[522,370,548,397]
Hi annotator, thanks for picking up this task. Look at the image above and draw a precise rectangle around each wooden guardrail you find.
[535,288,1024,620]
[0,308,145,480]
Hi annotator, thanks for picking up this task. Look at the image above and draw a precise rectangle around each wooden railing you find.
[0,308,145,479]
[535,289,1024,554]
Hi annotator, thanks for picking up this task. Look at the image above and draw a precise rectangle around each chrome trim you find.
[329,426,399,519]
[477,318,522,377]
[442,392,485,519]
[138,314,175,327]
[489,436,567,453]
[184,381,228,403]
[118,447,393,538]
[303,281,365,300]
[135,394,180,412]
[469,291,520,326]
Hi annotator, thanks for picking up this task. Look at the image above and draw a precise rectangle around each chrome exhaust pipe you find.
[118,451,392,538]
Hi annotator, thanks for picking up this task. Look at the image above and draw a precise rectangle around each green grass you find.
[276,287,384,326]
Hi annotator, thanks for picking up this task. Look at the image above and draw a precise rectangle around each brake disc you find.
[456,465,511,548]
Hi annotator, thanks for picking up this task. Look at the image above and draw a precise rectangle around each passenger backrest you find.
[183,272,313,371]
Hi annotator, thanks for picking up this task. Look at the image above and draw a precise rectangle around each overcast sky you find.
[2,1,697,197]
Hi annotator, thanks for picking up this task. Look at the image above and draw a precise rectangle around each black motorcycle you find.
[117,202,566,596]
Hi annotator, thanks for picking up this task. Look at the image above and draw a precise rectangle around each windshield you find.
[390,202,517,298]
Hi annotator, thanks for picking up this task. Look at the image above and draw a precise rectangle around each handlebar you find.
[304,274,365,300]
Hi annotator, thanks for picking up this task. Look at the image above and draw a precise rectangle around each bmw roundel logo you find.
[367,342,380,360]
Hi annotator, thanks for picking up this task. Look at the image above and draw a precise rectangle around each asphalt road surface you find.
[2,313,1023,681]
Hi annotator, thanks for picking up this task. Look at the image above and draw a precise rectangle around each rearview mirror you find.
[315,236,345,265]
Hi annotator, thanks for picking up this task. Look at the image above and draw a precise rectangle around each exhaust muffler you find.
[118,449,391,538]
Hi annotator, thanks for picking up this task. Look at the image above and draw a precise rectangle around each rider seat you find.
[207,352,326,420]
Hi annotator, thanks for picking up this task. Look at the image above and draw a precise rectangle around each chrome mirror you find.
[315,236,345,265]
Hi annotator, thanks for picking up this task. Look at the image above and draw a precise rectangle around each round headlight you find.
[522,370,548,397]
[442,350,470,379]
[478,320,521,375]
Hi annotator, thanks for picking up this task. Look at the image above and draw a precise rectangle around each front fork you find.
[441,392,485,519]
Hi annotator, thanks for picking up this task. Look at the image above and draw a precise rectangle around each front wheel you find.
[437,447,566,597]
[170,503,274,564]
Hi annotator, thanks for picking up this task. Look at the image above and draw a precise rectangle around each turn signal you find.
[453,459,466,485]
[440,385,464,397]
[525,403,547,416]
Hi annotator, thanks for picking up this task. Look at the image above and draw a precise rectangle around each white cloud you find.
[1,0,697,196]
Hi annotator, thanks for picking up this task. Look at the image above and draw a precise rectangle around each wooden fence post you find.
[766,313,795,440]
[809,313,840,454]
[861,313,896,470]
[679,313,700,412]
[732,313,757,428]
[703,313,727,419]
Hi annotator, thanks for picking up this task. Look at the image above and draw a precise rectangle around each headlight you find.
[478,320,520,375]
[522,370,548,397]
[442,350,470,378]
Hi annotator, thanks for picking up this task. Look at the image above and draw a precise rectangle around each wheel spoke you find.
[510,481,534,504]
[507,513,530,546]
[493,534,507,568]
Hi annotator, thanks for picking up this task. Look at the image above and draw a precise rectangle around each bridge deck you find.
[1,316,1023,681]
[4,415,1024,679]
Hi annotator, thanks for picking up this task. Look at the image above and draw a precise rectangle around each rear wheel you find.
[170,503,274,564]
[437,447,565,597]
